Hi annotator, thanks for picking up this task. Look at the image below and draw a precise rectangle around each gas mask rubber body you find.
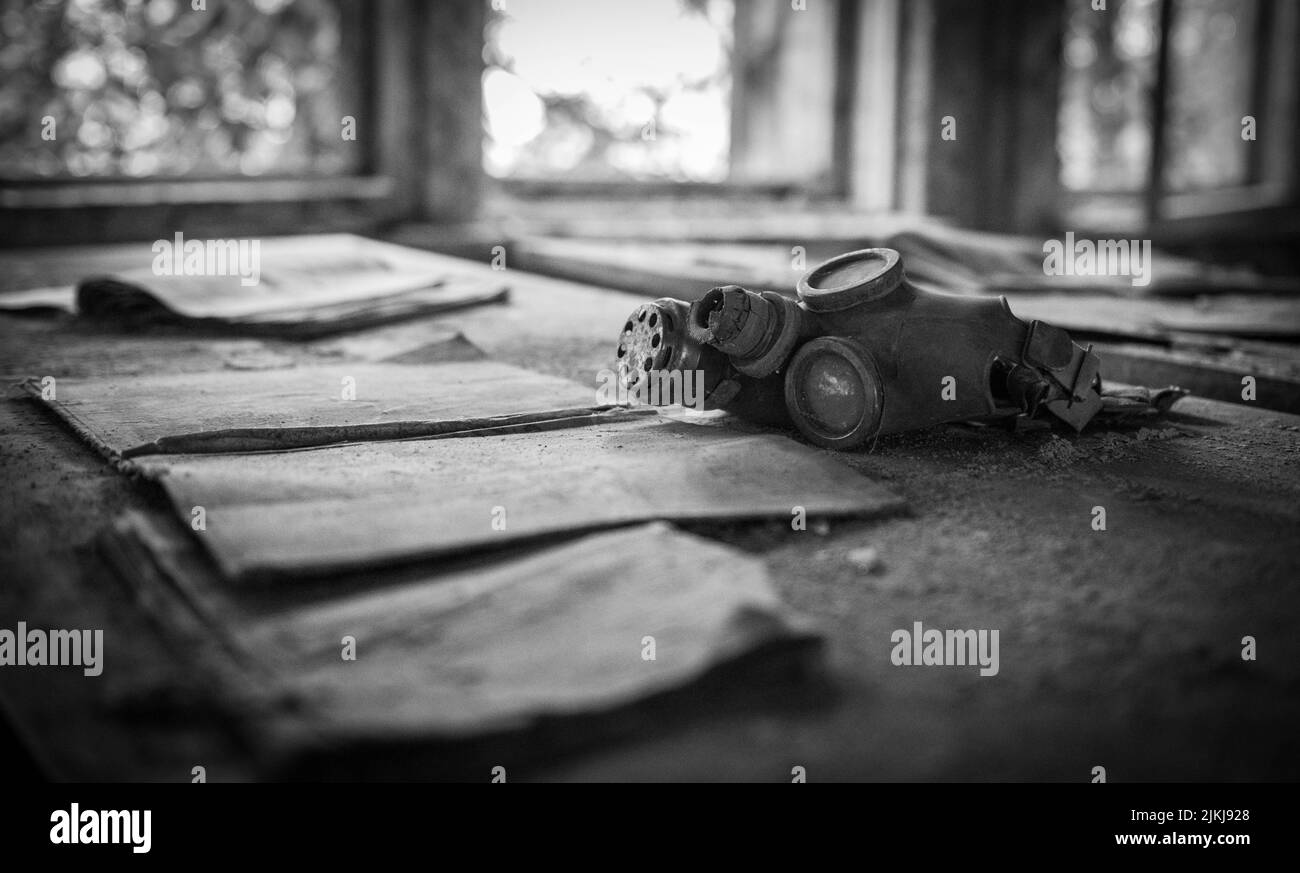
[615,248,1103,449]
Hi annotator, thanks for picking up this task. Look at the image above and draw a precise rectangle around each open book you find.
[0,234,508,338]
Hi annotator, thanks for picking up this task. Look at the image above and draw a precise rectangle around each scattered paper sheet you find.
[0,234,509,337]
[129,416,906,583]
[100,514,823,772]
[25,360,612,458]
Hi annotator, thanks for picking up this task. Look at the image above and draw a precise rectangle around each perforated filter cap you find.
[617,302,673,395]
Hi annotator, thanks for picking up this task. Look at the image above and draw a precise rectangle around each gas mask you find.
[615,247,1103,449]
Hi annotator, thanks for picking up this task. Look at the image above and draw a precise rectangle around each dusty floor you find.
[2,260,1298,781]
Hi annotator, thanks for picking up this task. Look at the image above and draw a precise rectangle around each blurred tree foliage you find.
[1059,0,1160,192]
[1059,0,1258,194]
[0,0,355,179]
[1163,0,1257,192]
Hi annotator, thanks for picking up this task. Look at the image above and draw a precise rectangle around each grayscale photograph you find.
[0,0,1295,840]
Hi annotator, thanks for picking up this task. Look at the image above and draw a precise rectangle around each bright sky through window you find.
[482,0,732,182]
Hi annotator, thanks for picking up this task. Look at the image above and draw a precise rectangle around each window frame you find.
[0,0,484,248]
[1061,0,1300,237]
